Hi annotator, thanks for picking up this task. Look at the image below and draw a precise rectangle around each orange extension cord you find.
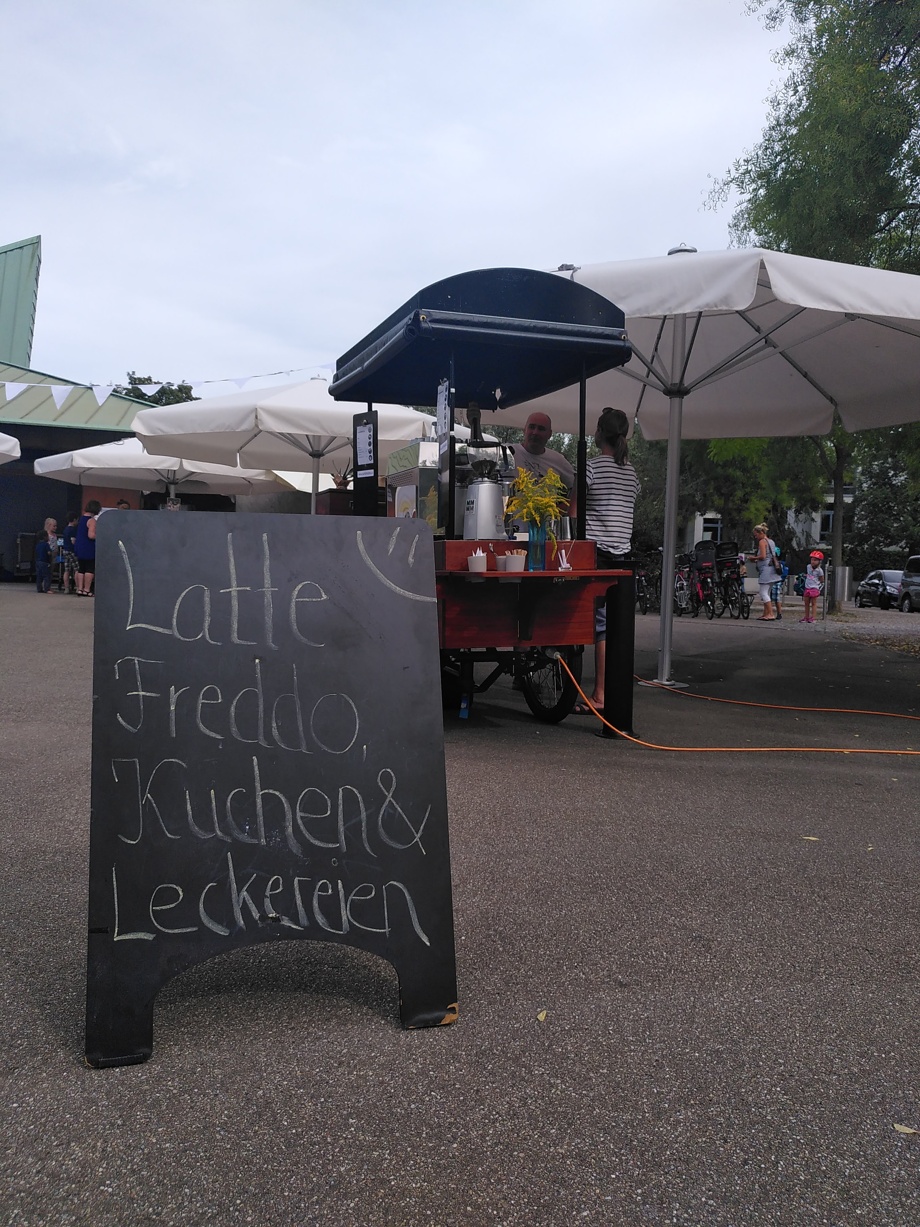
[556,656,920,756]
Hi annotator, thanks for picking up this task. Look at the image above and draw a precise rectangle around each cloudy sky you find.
[2,0,787,395]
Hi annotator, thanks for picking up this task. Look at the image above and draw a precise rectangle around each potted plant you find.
[505,467,570,570]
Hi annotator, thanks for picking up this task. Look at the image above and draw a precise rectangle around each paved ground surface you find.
[2,582,919,1226]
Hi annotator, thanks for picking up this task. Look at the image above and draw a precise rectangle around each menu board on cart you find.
[85,512,457,1067]
[351,408,379,517]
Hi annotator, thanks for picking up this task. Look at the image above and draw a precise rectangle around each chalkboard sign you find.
[85,512,457,1067]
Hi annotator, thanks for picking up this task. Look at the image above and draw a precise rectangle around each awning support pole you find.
[657,314,686,685]
[576,361,587,540]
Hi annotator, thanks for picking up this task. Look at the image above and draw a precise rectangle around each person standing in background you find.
[75,499,101,597]
[746,523,781,621]
[801,550,825,623]
[511,413,575,510]
[575,407,640,715]
[34,530,52,593]
[61,513,79,593]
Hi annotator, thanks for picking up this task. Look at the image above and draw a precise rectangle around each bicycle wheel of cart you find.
[714,584,727,617]
[740,591,751,620]
[704,583,716,619]
[517,646,582,723]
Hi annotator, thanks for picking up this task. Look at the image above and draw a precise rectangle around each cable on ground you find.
[555,657,920,756]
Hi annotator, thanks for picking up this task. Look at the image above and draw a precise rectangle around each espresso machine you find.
[461,403,516,540]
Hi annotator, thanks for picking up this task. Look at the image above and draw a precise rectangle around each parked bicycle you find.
[673,552,693,616]
[713,541,743,619]
[689,541,718,619]
[634,556,651,614]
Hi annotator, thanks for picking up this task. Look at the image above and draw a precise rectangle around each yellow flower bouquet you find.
[505,467,570,565]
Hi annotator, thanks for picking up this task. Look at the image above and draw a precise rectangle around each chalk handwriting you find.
[118,532,330,647]
[111,852,431,946]
[111,755,427,860]
[112,655,359,755]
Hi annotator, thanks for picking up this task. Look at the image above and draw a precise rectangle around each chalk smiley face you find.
[355,525,436,603]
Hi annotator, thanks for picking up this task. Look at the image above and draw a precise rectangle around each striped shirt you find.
[584,456,640,555]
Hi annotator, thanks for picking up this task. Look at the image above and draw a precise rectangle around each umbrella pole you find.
[656,314,687,686]
[311,455,319,515]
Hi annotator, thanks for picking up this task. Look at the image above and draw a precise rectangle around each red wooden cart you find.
[435,540,634,728]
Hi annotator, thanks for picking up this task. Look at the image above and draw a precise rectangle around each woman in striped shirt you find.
[579,407,640,714]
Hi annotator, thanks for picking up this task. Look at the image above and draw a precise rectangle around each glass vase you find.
[527,522,547,571]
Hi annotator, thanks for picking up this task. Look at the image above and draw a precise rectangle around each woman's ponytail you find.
[597,407,630,465]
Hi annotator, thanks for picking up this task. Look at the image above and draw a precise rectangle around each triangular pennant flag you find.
[232,378,250,389]
[137,384,163,396]
[92,386,112,406]
[3,382,29,401]
[50,385,73,409]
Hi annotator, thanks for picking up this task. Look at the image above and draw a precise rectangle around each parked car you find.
[854,569,903,610]
[899,556,920,611]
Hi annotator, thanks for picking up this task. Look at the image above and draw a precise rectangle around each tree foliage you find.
[710,1,920,575]
[113,371,197,406]
[717,0,920,271]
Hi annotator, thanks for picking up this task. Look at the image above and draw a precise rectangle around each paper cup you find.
[468,554,488,572]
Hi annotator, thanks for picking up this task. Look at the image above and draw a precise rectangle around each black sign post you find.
[436,373,456,538]
[351,408,378,517]
[85,512,457,1067]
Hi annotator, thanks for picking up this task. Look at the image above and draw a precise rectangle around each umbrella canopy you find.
[480,248,920,434]
[485,248,920,682]
[0,431,20,464]
[131,377,432,512]
[33,437,286,497]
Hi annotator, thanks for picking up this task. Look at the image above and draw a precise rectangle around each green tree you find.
[711,0,920,586]
[847,422,920,572]
[718,1,920,271]
[112,371,197,406]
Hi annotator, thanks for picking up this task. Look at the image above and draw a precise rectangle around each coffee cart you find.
[330,268,637,730]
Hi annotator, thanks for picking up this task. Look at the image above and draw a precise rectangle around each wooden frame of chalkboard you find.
[85,512,458,1067]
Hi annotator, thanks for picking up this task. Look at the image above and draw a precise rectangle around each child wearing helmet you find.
[801,551,825,623]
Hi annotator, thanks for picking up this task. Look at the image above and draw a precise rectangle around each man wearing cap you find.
[511,412,575,511]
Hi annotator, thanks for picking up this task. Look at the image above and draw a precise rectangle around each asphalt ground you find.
[2,582,919,1226]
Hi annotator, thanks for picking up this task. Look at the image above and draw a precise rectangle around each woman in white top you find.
[746,523,781,621]
[579,407,640,714]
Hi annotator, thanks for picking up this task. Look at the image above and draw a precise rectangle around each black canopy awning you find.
[330,267,631,410]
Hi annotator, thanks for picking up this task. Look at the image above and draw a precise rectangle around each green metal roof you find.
[0,236,41,366]
[0,361,149,431]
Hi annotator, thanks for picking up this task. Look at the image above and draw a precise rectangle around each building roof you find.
[0,236,41,367]
[0,361,148,431]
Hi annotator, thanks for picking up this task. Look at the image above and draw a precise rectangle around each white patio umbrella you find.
[131,377,432,513]
[0,431,20,464]
[483,247,920,683]
[33,436,286,498]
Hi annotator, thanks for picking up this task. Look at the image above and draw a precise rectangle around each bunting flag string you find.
[0,361,336,409]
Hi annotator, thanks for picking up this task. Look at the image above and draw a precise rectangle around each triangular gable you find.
[0,236,41,367]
